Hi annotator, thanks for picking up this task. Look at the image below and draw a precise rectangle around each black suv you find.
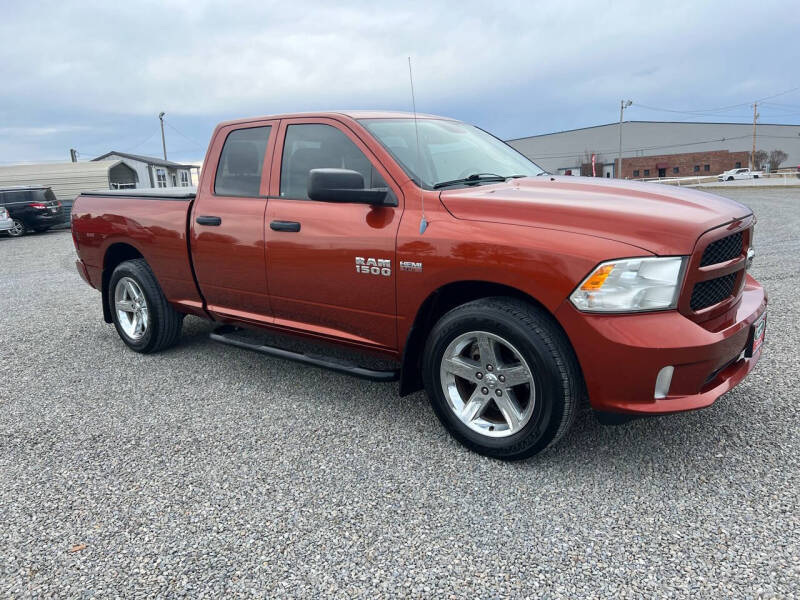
[0,186,68,237]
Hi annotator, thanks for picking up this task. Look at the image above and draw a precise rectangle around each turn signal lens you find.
[570,256,687,313]
[580,264,614,291]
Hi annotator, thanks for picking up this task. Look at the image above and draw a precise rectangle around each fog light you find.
[654,366,674,399]
[746,247,755,270]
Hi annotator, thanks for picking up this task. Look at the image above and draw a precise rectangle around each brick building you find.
[620,149,750,179]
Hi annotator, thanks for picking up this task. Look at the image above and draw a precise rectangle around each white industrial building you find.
[508,121,800,176]
[91,151,195,189]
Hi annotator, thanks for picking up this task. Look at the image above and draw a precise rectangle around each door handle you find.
[196,215,222,226]
[270,220,301,232]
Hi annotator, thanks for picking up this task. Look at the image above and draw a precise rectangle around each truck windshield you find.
[359,118,544,189]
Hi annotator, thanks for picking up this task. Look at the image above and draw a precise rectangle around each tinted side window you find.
[4,190,32,204]
[280,124,386,199]
[215,126,271,197]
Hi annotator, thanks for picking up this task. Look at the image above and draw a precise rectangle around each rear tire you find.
[422,297,582,460]
[7,219,25,237]
[108,259,183,353]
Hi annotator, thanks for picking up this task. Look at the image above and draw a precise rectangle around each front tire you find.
[108,259,183,353]
[422,297,582,460]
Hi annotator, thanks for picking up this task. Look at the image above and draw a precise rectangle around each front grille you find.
[691,273,737,311]
[700,231,743,266]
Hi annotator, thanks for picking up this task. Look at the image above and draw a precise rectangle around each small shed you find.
[0,161,137,203]
[92,151,195,189]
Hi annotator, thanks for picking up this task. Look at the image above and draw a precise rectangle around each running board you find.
[210,326,399,383]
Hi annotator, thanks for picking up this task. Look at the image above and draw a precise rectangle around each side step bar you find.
[210,326,399,383]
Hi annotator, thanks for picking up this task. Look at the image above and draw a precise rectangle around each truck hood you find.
[438,176,751,255]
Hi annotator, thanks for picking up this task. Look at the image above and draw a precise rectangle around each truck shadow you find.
[174,316,757,473]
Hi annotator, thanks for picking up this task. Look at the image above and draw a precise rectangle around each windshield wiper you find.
[432,173,509,189]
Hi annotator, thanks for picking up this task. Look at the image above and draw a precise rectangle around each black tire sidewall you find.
[108,262,158,352]
[423,303,568,459]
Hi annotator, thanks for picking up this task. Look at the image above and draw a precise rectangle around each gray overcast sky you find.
[1,0,799,164]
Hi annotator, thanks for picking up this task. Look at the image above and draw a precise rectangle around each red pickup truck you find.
[72,111,767,459]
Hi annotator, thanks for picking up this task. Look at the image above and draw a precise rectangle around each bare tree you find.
[768,149,788,171]
[752,150,768,171]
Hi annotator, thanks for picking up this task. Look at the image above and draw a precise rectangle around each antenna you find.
[407,56,427,234]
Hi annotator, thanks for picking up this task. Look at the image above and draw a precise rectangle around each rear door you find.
[264,118,403,349]
[190,121,278,323]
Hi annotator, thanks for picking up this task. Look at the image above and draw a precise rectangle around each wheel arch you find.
[399,280,575,397]
[101,242,144,323]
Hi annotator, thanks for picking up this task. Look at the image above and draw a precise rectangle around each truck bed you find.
[71,189,203,315]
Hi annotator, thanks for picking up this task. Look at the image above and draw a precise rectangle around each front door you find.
[658,168,666,178]
[191,122,277,323]
[265,119,402,349]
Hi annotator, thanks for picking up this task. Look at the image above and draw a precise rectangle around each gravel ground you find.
[1,188,798,598]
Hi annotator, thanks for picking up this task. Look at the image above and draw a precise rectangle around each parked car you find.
[0,205,13,233]
[71,111,766,460]
[718,167,762,181]
[0,186,68,237]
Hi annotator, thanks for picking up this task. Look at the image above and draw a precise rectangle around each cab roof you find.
[216,110,455,128]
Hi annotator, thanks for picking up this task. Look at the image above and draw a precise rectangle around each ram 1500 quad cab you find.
[71,111,767,459]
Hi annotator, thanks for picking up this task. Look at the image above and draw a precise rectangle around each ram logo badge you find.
[355,257,391,276]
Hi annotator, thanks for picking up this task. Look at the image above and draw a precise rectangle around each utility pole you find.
[69,148,77,163]
[618,100,632,178]
[751,102,758,169]
[159,112,167,160]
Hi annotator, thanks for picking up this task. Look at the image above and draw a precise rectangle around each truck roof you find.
[0,185,51,192]
[216,110,455,128]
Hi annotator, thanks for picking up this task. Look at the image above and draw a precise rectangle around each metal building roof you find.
[92,151,194,169]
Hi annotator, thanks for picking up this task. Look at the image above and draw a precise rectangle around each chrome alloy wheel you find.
[7,219,25,237]
[114,277,149,340]
[439,331,536,438]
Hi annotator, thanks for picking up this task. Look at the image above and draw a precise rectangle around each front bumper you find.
[555,274,767,414]
[0,216,13,231]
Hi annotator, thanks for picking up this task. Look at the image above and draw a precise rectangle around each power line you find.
[125,130,160,153]
[634,102,751,116]
[755,85,800,103]
[761,101,800,109]
[630,85,800,118]
[165,122,207,149]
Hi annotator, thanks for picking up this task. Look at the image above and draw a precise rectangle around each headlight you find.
[570,256,687,313]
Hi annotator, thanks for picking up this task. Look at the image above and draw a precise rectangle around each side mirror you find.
[307,168,390,205]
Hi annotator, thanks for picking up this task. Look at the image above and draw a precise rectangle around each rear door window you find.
[214,126,271,197]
